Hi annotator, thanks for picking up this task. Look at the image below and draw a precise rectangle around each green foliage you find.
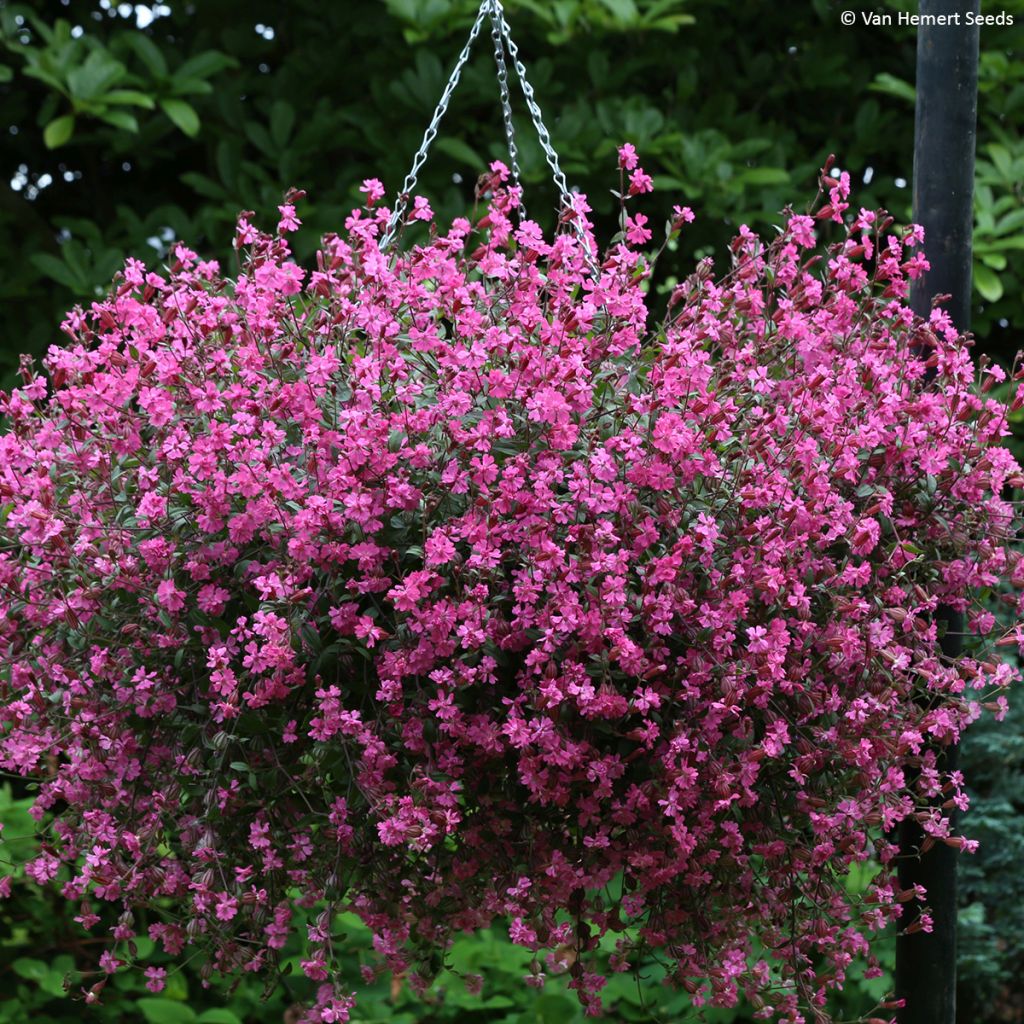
[3,7,233,148]
[0,0,1022,394]
[957,685,1024,1023]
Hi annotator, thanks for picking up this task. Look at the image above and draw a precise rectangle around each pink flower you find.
[144,967,167,993]
[424,531,457,566]
[624,213,652,246]
[302,957,329,981]
[411,196,433,222]
[672,204,695,228]
[215,893,239,921]
[197,584,230,615]
[99,951,121,974]
[137,491,167,522]
[359,178,385,204]
[277,204,301,233]
[1,153,1019,1024]
[788,213,816,248]
[851,517,881,556]
[156,579,185,613]
[628,167,653,195]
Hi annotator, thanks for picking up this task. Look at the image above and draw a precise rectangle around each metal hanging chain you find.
[380,1,491,249]
[488,2,524,215]
[382,0,595,267]
[490,0,597,265]
[488,1,576,215]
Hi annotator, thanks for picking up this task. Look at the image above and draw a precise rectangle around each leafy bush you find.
[0,152,1020,1022]
[957,673,1024,1024]
[1,0,1023,392]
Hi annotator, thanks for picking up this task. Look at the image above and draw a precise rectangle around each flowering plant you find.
[1,151,1021,1023]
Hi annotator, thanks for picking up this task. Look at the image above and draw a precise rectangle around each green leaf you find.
[535,993,579,1023]
[869,72,916,104]
[987,142,1014,179]
[39,966,70,998]
[269,100,295,148]
[127,33,169,78]
[196,1012,243,1024]
[167,78,215,97]
[160,98,200,137]
[0,64,13,83]
[479,995,517,1008]
[595,0,640,25]
[22,64,64,92]
[11,957,49,982]
[980,251,1008,271]
[67,50,126,101]
[976,237,1024,252]
[97,109,139,132]
[173,50,238,83]
[736,167,790,186]
[102,89,157,109]
[179,171,227,200]
[994,207,1024,237]
[974,263,1004,303]
[30,252,86,292]
[43,114,74,149]
[137,998,197,1024]
[434,136,485,170]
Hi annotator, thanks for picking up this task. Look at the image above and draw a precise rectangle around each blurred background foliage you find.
[0,0,1022,1021]
[0,0,1022,392]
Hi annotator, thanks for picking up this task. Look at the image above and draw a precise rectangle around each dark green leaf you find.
[269,100,295,148]
[97,109,140,132]
[136,998,197,1024]
[974,263,1004,303]
[126,33,169,78]
[43,114,74,149]
[160,98,200,137]
[173,50,238,83]
[869,72,916,104]
[67,50,126,100]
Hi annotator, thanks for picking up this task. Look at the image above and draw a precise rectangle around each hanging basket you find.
[1,2,1022,1021]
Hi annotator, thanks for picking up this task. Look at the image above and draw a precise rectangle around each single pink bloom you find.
[156,579,185,613]
[624,213,652,246]
[359,178,385,204]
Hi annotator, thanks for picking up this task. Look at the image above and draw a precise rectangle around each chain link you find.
[489,0,596,263]
[489,3,523,215]
[380,2,491,250]
[382,0,595,268]
[488,1,575,213]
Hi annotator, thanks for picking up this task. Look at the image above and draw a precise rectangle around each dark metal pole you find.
[896,2,978,1022]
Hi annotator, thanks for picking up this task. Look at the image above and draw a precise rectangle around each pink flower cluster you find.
[0,157,1021,1022]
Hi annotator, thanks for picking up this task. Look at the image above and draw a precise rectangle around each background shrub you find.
[0,0,1022,389]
